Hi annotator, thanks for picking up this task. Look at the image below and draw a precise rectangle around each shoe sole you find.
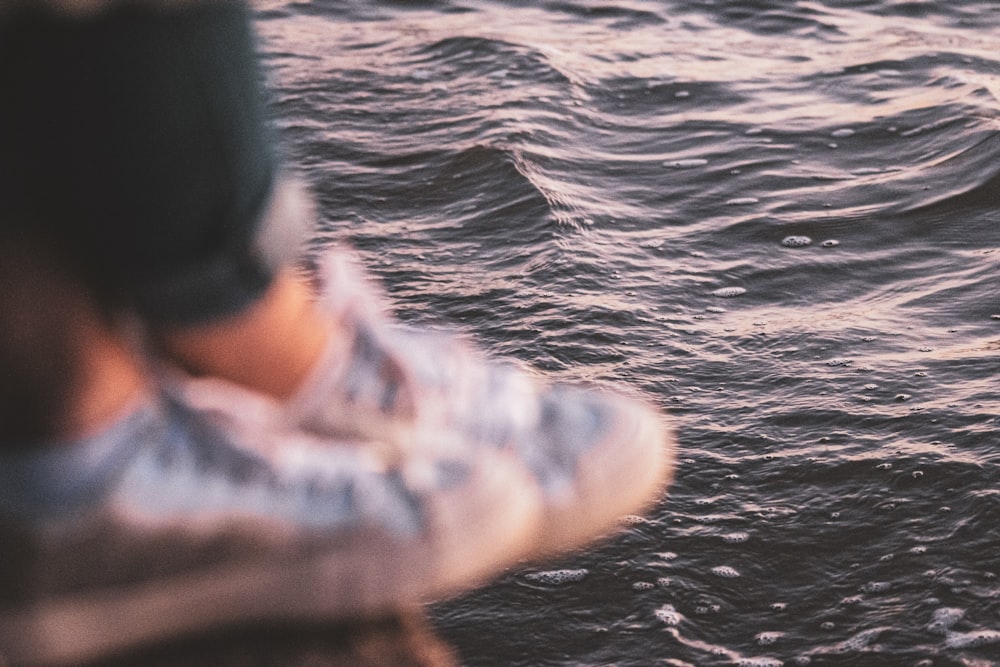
[0,453,541,666]
[529,393,676,558]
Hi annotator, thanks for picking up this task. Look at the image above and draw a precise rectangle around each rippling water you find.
[255,1,1000,664]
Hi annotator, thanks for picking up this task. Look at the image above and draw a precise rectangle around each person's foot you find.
[0,384,541,666]
[286,249,676,557]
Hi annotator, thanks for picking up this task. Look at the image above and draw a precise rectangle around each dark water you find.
[255,1,1000,664]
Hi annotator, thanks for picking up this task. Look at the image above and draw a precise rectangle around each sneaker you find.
[286,249,676,557]
[0,386,541,666]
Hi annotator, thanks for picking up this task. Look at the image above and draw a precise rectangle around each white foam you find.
[712,286,746,298]
[755,631,783,646]
[711,565,741,578]
[725,197,760,205]
[523,568,589,585]
[722,531,750,544]
[944,630,1000,648]
[927,607,964,634]
[654,603,683,626]
[781,235,812,247]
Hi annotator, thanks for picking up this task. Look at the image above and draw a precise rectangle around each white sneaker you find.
[287,249,676,557]
[0,385,541,666]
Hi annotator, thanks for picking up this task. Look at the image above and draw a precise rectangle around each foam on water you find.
[711,565,741,578]
[712,287,746,298]
[781,235,812,248]
[523,569,589,585]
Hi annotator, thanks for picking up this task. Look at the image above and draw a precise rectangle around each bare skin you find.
[153,269,335,401]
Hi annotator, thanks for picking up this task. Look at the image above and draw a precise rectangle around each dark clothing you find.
[0,1,304,325]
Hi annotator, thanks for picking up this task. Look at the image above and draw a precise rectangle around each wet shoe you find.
[0,387,541,666]
[286,249,676,557]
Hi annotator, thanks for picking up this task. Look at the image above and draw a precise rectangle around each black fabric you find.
[0,1,280,325]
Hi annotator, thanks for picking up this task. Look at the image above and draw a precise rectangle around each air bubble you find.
[832,128,855,138]
[633,581,655,591]
[781,235,812,247]
[523,568,588,585]
[821,239,840,247]
[713,286,746,298]
[722,532,750,544]
[863,383,878,390]
[711,565,741,578]
[821,621,836,630]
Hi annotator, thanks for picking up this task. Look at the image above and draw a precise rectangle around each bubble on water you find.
[633,581,655,591]
[712,565,741,578]
[655,551,679,561]
[781,235,812,248]
[944,630,1000,648]
[863,383,878,390]
[876,463,892,470]
[911,545,928,554]
[821,239,840,247]
[894,393,911,401]
[722,532,750,544]
[639,239,666,249]
[726,197,759,206]
[664,158,707,168]
[826,358,852,367]
[991,314,1000,320]
[523,568,588,585]
[713,286,746,298]
[840,595,863,606]
[862,581,891,594]
[755,631,784,646]
[913,470,924,479]
[706,306,727,313]
[821,621,836,631]
[771,602,787,612]
[654,603,683,626]
[725,473,739,480]
[928,607,964,634]
[832,128,855,138]
[656,577,672,587]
